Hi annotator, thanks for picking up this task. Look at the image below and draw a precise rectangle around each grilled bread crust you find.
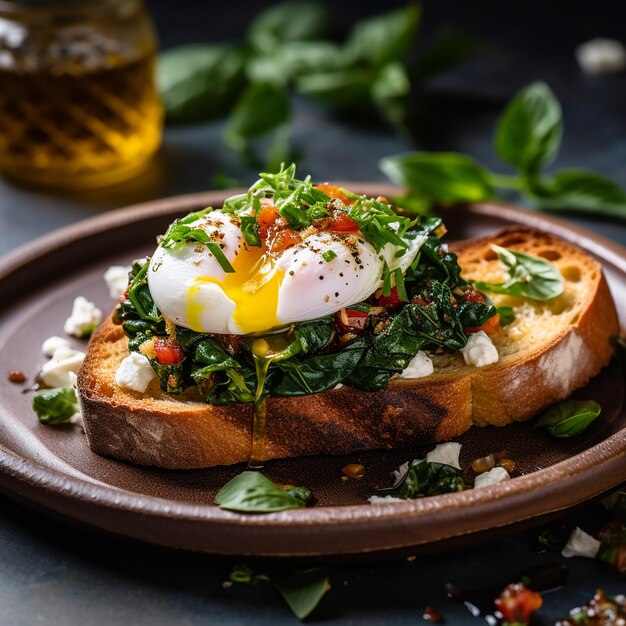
[77,228,619,468]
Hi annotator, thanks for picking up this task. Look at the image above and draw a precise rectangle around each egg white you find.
[148,211,426,335]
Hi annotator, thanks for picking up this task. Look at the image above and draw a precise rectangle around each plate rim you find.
[1,187,625,556]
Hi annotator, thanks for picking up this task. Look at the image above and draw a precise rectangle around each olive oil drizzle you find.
[248,334,292,469]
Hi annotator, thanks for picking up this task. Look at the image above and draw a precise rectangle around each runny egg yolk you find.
[186,244,284,334]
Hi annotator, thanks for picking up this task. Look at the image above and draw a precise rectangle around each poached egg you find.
[148,210,426,335]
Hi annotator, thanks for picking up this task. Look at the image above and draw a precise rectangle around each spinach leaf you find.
[272,339,366,395]
[229,565,329,621]
[409,235,462,287]
[528,169,626,218]
[247,1,329,53]
[534,400,602,437]
[125,260,162,322]
[292,316,335,354]
[474,245,564,301]
[494,81,562,175]
[33,387,78,424]
[215,471,310,512]
[191,338,256,403]
[149,361,185,395]
[457,300,498,328]
[158,44,247,124]
[380,152,494,203]
[374,459,464,499]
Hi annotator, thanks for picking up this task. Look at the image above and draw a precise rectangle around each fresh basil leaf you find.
[158,44,247,124]
[274,568,329,620]
[371,61,411,127]
[224,82,291,163]
[535,400,601,437]
[247,41,346,85]
[248,1,329,53]
[409,26,482,82]
[345,3,421,67]
[528,169,626,218]
[296,68,372,109]
[380,152,494,203]
[474,245,564,301]
[228,565,329,621]
[215,471,310,512]
[496,305,516,326]
[374,459,464,499]
[494,81,562,175]
[33,387,78,424]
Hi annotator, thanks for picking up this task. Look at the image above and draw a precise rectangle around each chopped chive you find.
[207,242,235,273]
[381,262,392,297]
[322,250,337,262]
[393,267,409,301]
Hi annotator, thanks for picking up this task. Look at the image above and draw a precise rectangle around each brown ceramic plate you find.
[0,187,625,558]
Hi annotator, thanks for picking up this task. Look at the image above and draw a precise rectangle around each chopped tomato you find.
[495,583,543,624]
[314,183,355,204]
[331,210,359,232]
[338,308,369,332]
[378,287,403,311]
[462,286,500,335]
[257,203,280,242]
[268,227,302,252]
[154,338,184,365]
[597,520,626,573]
[465,313,501,335]
[462,285,486,304]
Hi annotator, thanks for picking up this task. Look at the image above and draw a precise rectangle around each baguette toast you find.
[77,228,619,469]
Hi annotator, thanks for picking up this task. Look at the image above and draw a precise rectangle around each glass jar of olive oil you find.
[0,0,163,189]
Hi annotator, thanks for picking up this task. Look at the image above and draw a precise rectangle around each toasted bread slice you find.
[77,228,619,468]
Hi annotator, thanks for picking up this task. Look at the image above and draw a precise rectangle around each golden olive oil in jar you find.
[0,0,163,189]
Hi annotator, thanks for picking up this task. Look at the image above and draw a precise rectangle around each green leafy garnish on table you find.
[228,564,329,620]
[215,471,311,512]
[33,387,78,424]
[372,459,464,499]
[158,2,476,167]
[381,81,626,219]
[473,245,564,301]
[534,400,602,437]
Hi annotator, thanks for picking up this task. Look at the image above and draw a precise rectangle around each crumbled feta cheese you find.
[461,331,499,367]
[64,296,102,338]
[333,383,344,389]
[115,352,156,393]
[41,346,86,387]
[398,351,433,379]
[367,495,406,504]
[391,461,409,487]
[103,265,131,300]
[561,527,601,558]
[426,442,462,469]
[474,466,510,489]
[575,38,626,75]
[41,336,70,357]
